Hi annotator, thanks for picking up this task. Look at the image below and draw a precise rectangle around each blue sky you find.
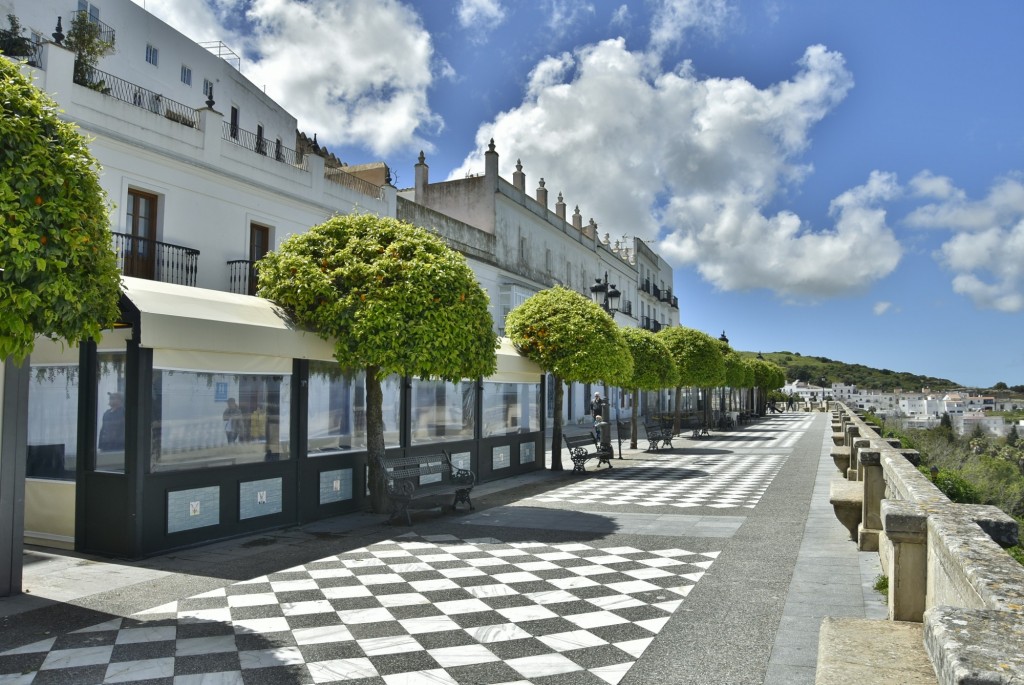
[140,0,1024,389]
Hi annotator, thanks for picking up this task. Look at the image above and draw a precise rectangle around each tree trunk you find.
[550,375,564,471]
[672,386,682,434]
[630,388,639,449]
[365,365,388,513]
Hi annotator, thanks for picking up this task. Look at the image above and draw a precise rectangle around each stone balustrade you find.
[821,403,1024,685]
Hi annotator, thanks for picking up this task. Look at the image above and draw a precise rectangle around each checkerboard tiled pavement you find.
[0,533,718,684]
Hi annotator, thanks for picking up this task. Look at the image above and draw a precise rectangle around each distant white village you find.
[782,381,1023,437]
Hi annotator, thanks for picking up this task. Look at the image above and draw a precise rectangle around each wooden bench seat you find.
[377,451,475,525]
[643,421,673,450]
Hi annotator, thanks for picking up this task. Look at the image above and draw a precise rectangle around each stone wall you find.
[828,403,1024,684]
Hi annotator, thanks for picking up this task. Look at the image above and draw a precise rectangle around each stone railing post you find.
[849,437,869,481]
[858,445,885,551]
[882,499,927,621]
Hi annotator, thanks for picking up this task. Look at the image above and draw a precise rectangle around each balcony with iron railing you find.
[641,279,651,294]
[111,233,199,287]
[222,122,306,168]
[652,283,661,300]
[659,287,673,304]
[671,295,678,309]
[619,299,633,317]
[324,166,385,200]
[75,65,200,128]
[72,10,116,45]
[227,259,258,296]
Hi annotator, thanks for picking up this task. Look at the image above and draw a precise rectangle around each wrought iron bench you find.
[563,432,613,473]
[643,421,674,451]
[376,451,474,525]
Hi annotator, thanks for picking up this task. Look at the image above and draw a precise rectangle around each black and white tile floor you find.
[0,533,719,685]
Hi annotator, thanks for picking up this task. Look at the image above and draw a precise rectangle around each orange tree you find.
[0,55,121,362]
[621,327,676,448]
[657,326,726,432]
[505,286,632,470]
[256,214,498,512]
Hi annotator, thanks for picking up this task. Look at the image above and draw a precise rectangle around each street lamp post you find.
[590,272,621,447]
[820,376,828,409]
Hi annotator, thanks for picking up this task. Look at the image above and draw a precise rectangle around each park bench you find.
[563,432,613,473]
[376,451,475,525]
[688,419,711,439]
[643,420,674,451]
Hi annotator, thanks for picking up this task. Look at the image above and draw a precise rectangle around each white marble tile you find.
[269,579,319,592]
[513,560,559,571]
[433,598,491,615]
[0,637,56,655]
[342,558,386,568]
[398,616,461,634]
[463,623,532,643]
[179,607,233,624]
[569,565,616,577]
[357,634,422,656]
[522,590,578,605]
[72,619,122,634]
[281,599,335,616]
[590,661,633,685]
[606,580,659,594]
[624,567,673,580]
[505,653,583,678]
[496,605,557,622]
[239,645,304,669]
[375,592,430,607]
[381,667,460,684]
[389,562,434,573]
[104,657,175,682]
[292,624,354,646]
[437,566,486,579]
[417,553,459,563]
[176,634,237,656]
[614,637,653,658]
[547,576,599,590]
[355,573,405,585]
[463,583,518,599]
[337,607,393,624]
[427,644,500,667]
[537,629,607,652]
[307,568,354,579]
[491,571,541,584]
[464,557,507,568]
[585,594,644,611]
[306,657,378,683]
[233,617,291,634]
[635,617,670,633]
[227,592,279,607]
[39,646,113,670]
[409,579,459,592]
[321,584,373,599]
[564,611,629,629]
[172,671,245,685]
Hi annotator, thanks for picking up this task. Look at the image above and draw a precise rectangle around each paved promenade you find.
[0,412,885,684]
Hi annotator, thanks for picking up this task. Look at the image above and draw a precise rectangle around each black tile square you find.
[445,661,527,684]
[177,596,229,612]
[176,622,236,639]
[345,622,409,640]
[33,664,109,685]
[225,582,273,596]
[110,639,176,662]
[483,636,551,660]
[516,617,581,637]
[478,594,532,610]
[328,596,383,612]
[562,643,636,669]
[0,652,46,675]
[173,651,242,675]
[412,630,477,651]
[448,610,507,629]
[590,622,656,643]
[297,641,365,662]
[229,604,285,621]
[285,612,343,630]
[234,631,295,651]
[367,651,440,676]
[273,590,325,604]
[240,664,313,684]
[51,631,117,650]
[381,604,443,621]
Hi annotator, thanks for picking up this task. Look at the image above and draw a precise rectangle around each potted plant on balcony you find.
[0,14,34,60]
[65,12,114,92]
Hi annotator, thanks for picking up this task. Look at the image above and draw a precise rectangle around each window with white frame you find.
[146,44,159,66]
[203,78,213,97]
[180,65,192,86]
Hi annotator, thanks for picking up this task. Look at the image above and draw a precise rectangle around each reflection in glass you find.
[27,365,79,480]
[482,382,540,437]
[306,364,401,456]
[96,352,127,473]
[410,378,475,445]
[150,369,291,472]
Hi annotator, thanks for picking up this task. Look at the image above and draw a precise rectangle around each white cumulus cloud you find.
[135,0,440,156]
[449,40,900,300]
[873,301,892,316]
[457,0,506,36]
[907,176,1024,312]
[649,0,734,56]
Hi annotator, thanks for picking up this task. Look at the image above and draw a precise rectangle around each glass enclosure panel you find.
[151,370,291,472]
[96,351,127,473]
[307,364,401,456]
[410,379,475,445]
[27,365,79,480]
[482,382,540,437]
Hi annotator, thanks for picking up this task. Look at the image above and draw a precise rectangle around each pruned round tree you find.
[505,286,632,470]
[621,327,676,448]
[657,326,726,431]
[0,55,122,362]
[256,213,498,511]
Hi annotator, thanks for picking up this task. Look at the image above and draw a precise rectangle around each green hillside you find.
[739,351,960,392]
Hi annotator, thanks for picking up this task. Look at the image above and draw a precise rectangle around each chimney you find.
[414,150,428,203]
[484,138,498,192]
[536,178,548,208]
[513,159,525,191]
[572,205,583,231]
[555,192,566,220]
[585,218,597,239]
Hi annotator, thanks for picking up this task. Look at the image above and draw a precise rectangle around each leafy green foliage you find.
[506,286,631,470]
[0,14,34,58]
[657,326,725,388]
[505,286,632,386]
[744,351,958,391]
[65,12,115,87]
[620,328,676,392]
[0,56,122,362]
[257,214,497,381]
[921,466,982,504]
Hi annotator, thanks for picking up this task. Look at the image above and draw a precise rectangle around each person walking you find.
[590,392,604,425]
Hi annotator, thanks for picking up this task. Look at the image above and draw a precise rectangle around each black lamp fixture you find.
[820,376,828,401]
[590,272,620,313]
[756,351,764,360]
[719,331,729,344]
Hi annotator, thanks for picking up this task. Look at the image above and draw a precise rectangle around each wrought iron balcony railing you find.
[227,259,257,296]
[641,279,651,294]
[72,10,116,45]
[76,66,200,128]
[659,287,673,303]
[652,283,662,299]
[324,166,385,200]
[671,295,679,309]
[111,232,198,286]
[222,122,306,168]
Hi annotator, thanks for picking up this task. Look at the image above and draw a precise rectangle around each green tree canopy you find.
[257,213,498,509]
[657,326,725,388]
[620,327,676,448]
[0,55,122,362]
[723,351,746,389]
[257,213,498,382]
[506,286,632,469]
